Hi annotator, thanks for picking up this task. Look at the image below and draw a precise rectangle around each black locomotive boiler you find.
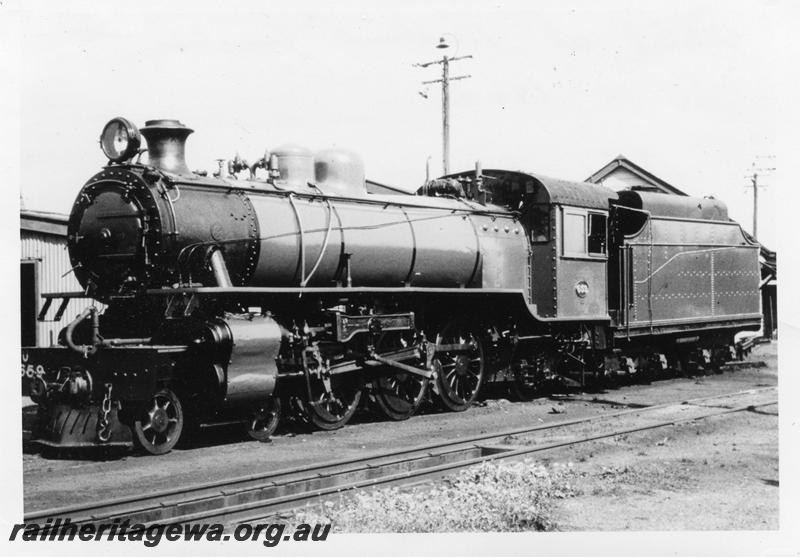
[21,117,763,455]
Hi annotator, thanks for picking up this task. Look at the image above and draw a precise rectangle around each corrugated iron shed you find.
[20,210,95,346]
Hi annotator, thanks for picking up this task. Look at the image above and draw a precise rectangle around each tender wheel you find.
[433,322,485,412]
[672,351,698,378]
[636,355,655,384]
[133,389,184,455]
[710,346,728,374]
[369,332,428,421]
[245,397,282,442]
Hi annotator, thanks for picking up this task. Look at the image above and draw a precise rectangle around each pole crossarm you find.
[422,74,472,85]
[413,55,473,68]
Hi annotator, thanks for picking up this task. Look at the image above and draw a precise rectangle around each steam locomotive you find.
[20,117,762,455]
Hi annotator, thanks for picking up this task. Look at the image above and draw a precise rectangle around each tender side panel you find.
[623,217,760,332]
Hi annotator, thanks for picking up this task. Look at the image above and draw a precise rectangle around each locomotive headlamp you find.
[99,117,141,163]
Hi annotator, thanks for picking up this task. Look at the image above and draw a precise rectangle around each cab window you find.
[588,213,607,255]
[562,208,607,258]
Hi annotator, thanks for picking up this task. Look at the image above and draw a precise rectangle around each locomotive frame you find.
[21,117,762,455]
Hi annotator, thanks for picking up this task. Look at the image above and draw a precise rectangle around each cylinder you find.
[223,315,281,403]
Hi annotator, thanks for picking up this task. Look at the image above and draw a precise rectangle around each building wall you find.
[20,231,96,346]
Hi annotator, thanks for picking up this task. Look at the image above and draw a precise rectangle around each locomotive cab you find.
[450,169,617,322]
[519,173,615,321]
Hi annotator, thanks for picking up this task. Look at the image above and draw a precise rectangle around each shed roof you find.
[21,210,69,237]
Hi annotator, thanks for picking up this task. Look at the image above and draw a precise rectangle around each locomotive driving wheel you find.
[433,321,485,412]
[132,388,184,455]
[294,347,363,431]
[245,397,282,442]
[369,331,428,421]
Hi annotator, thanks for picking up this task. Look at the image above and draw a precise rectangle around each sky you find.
[3,0,790,250]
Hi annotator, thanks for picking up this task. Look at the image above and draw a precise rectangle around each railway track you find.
[25,386,777,527]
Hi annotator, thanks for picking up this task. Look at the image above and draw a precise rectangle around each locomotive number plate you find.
[20,351,45,379]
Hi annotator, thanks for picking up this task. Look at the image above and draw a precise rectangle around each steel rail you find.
[232,399,778,526]
[25,386,776,524]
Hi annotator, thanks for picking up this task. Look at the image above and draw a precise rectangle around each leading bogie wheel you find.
[433,321,485,412]
[132,388,184,455]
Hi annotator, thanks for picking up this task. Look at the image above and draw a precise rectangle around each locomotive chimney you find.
[140,119,194,175]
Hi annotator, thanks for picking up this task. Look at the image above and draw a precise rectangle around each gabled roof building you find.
[585,154,687,196]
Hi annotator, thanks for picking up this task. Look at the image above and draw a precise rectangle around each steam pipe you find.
[300,198,334,287]
[65,306,151,356]
[65,307,99,357]
[104,338,152,346]
[209,248,233,287]
[249,152,269,180]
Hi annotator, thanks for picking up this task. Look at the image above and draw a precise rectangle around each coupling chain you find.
[97,383,113,443]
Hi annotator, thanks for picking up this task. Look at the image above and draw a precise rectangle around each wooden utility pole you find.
[745,157,775,241]
[415,38,472,175]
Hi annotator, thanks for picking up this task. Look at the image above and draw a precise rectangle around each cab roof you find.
[430,169,617,210]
